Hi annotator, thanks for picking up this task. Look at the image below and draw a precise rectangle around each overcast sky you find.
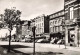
[0,0,64,20]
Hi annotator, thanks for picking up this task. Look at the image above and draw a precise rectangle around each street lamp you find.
[73,18,80,47]
[76,25,79,47]
[32,26,36,55]
[77,0,80,47]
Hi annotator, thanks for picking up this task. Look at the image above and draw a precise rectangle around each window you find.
[58,19,60,23]
[57,20,58,25]
[42,23,43,27]
[56,27,58,32]
[54,27,55,32]
[36,19,37,23]
[55,20,57,24]
[60,26,62,31]
[39,18,40,22]
[55,27,56,32]
[38,24,39,27]
[40,23,41,27]
[42,28,43,33]
[42,17,44,21]
[53,21,54,25]
[38,28,39,34]
[50,27,53,32]
[52,15,54,18]
[55,14,57,17]
[50,21,52,26]
[36,20,37,23]
[58,26,60,32]
[60,12,64,15]
[53,27,54,32]
[50,16,53,19]
[36,29,37,34]
[70,7,74,19]
[41,28,42,33]
[58,13,60,16]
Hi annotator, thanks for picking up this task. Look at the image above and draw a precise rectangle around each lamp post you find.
[77,25,79,47]
[64,0,66,49]
[77,0,80,47]
[32,26,36,55]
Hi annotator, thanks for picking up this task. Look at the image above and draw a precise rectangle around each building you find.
[34,14,49,39]
[16,22,22,41]
[49,10,65,41]
[30,19,35,28]
[22,20,31,38]
[30,19,35,37]
[64,0,80,46]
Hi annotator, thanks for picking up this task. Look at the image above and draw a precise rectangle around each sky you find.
[0,0,64,20]
[0,27,16,38]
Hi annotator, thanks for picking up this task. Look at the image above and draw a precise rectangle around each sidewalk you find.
[0,41,80,55]
[0,46,22,55]
[39,43,80,52]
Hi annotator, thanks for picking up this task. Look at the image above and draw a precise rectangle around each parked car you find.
[35,39,38,43]
[50,38,56,44]
[21,39,25,42]
[37,39,49,43]
[11,39,16,42]
[57,39,65,44]
[15,39,20,42]
[54,38,59,44]
[25,39,33,42]
[20,38,32,42]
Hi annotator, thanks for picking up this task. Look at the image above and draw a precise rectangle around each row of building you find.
[0,0,79,46]
[18,0,80,46]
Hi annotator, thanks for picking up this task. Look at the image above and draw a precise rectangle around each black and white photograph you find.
[0,0,80,55]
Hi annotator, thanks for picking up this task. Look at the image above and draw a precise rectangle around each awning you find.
[50,32,61,37]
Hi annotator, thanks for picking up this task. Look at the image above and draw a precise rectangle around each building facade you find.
[49,10,65,41]
[65,0,80,46]
[22,20,31,38]
[16,24,22,40]
[34,14,49,39]
[30,19,35,37]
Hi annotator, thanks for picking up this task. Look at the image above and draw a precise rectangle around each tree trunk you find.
[8,30,11,52]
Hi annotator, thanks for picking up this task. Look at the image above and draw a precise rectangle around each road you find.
[0,41,80,55]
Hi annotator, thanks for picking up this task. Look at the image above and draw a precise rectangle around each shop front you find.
[65,25,80,46]
[50,32,64,40]
[50,32,65,44]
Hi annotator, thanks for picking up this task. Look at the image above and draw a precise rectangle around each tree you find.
[4,7,21,52]
[0,14,4,28]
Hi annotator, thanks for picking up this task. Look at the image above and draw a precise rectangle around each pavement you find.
[0,41,80,55]
[38,43,80,52]
[13,43,80,55]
